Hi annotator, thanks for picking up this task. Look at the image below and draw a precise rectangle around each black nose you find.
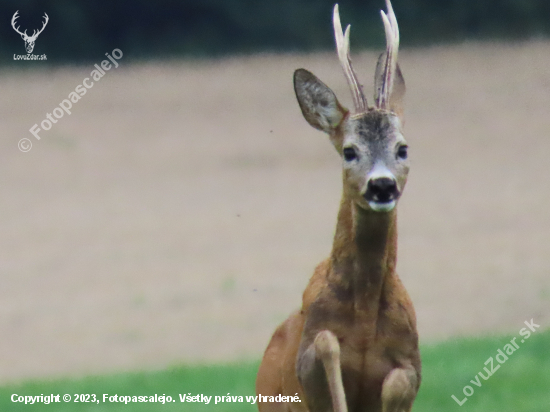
[365,178,398,203]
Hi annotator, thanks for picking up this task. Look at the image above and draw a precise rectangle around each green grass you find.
[416,327,550,412]
[0,363,259,412]
[1,329,548,411]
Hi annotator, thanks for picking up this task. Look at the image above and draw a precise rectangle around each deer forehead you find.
[343,111,405,150]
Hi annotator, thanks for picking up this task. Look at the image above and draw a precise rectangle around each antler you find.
[333,4,368,113]
[28,13,49,40]
[377,0,400,110]
[11,11,28,38]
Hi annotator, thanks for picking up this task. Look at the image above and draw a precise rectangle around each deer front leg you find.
[381,367,418,412]
[297,330,347,412]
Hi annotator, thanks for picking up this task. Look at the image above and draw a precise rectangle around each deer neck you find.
[329,189,398,309]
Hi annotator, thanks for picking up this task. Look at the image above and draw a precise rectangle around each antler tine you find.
[41,13,49,30]
[29,13,49,40]
[378,0,400,110]
[11,11,26,36]
[11,10,19,26]
[333,4,368,113]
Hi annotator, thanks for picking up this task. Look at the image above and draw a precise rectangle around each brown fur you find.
[257,4,419,409]
[255,117,421,411]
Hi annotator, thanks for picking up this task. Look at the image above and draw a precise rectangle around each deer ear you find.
[294,69,348,133]
[374,53,406,120]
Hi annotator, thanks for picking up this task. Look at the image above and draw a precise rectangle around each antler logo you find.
[11,11,49,54]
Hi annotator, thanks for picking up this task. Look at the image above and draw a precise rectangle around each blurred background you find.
[0,0,549,407]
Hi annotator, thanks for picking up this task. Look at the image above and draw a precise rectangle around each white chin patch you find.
[368,200,396,212]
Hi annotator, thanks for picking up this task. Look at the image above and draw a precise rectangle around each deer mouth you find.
[367,199,396,212]
[363,190,400,212]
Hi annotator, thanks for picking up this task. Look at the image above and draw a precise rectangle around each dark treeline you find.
[1,0,549,64]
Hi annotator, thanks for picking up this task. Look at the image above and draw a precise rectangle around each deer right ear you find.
[294,69,348,133]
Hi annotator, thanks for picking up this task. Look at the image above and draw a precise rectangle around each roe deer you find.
[256,1,420,411]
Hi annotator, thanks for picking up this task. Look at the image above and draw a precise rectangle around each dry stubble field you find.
[0,41,549,383]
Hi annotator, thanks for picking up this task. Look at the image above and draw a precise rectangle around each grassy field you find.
[1,329,548,411]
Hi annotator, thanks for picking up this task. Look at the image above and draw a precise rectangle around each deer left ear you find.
[294,69,348,134]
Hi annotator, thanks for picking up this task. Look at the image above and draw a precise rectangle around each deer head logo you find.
[11,11,49,54]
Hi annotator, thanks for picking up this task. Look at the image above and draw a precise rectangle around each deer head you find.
[294,0,407,213]
[12,11,49,54]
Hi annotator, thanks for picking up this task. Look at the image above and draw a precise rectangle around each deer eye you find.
[343,147,358,162]
[397,145,408,160]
